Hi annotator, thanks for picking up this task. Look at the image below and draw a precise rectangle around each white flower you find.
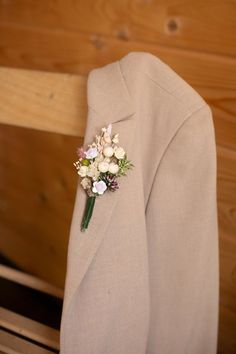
[78,165,88,177]
[92,180,107,195]
[81,177,91,189]
[103,146,114,157]
[85,147,98,159]
[108,163,119,174]
[114,147,125,159]
[98,161,109,173]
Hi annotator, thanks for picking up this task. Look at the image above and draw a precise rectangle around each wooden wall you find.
[0,1,235,353]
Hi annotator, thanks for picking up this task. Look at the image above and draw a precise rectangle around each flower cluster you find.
[73,123,134,197]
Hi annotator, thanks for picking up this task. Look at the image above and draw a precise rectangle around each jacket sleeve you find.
[145,104,219,354]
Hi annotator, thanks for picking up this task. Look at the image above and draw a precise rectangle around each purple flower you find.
[85,147,98,159]
[77,147,86,159]
[92,180,107,195]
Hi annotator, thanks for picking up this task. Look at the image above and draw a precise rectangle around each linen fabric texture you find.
[59,51,219,354]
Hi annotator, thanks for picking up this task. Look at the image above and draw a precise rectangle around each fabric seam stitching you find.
[145,103,208,213]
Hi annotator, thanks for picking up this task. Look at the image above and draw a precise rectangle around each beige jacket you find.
[59,51,219,354]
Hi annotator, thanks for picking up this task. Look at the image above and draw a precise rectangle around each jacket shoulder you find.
[119,51,207,115]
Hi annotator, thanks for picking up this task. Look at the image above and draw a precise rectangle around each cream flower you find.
[94,153,104,163]
[112,133,119,144]
[93,170,100,180]
[103,146,114,157]
[87,162,100,180]
[98,161,109,173]
[114,147,125,159]
[78,165,88,177]
[81,177,91,189]
[108,163,119,174]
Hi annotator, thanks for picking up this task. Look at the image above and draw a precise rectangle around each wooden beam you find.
[0,329,57,353]
[0,307,59,351]
[0,66,87,137]
[0,308,59,352]
[0,265,64,299]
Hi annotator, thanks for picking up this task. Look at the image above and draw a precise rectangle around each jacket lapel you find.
[61,59,137,323]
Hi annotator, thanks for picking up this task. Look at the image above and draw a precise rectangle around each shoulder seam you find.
[164,103,209,154]
[145,103,209,212]
[158,103,209,177]
[142,70,206,114]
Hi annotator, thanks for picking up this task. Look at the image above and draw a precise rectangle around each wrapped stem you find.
[81,196,96,232]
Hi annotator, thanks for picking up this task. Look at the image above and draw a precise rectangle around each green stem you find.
[81,196,96,232]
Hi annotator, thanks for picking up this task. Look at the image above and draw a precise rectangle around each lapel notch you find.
[87,59,136,124]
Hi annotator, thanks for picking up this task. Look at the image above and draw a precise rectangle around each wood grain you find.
[0,329,56,354]
[0,124,82,287]
[0,48,235,149]
[0,0,235,57]
[0,264,64,298]
[217,147,236,354]
[0,307,60,351]
[0,67,87,137]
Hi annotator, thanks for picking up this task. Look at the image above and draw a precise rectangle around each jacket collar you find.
[87,59,136,124]
[61,59,137,334]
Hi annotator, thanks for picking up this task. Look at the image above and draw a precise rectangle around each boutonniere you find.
[73,123,134,232]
